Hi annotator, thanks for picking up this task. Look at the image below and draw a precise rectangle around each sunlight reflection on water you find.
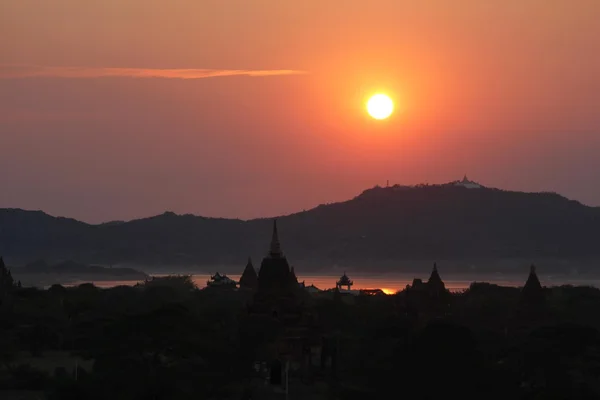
[72,273,600,293]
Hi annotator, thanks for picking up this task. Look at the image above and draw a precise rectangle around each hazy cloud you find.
[0,65,307,80]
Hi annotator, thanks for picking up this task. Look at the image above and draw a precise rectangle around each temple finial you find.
[269,219,282,257]
[530,264,536,274]
[433,262,438,272]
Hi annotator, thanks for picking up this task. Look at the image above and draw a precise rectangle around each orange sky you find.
[1,0,599,223]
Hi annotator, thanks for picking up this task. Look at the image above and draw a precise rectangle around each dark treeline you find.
[2,271,600,399]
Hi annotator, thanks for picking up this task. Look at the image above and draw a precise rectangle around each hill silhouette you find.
[1,185,600,273]
[19,259,148,279]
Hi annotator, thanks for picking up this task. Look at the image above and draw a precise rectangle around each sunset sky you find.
[1,0,599,223]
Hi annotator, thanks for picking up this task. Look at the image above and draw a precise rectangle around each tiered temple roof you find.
[336,272,354,290]
[206,272,237,288]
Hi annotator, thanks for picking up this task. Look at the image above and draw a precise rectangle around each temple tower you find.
[427,263,446,294]
[257,219,294,296]
[244,220,322,391]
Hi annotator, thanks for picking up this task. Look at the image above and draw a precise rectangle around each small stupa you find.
[454,175,482,189]
[520,264,545,307]
[239,257,258,289]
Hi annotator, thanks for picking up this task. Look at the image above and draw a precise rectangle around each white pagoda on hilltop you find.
[453,175,483,189]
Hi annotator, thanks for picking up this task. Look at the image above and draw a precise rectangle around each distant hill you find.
[1,185,600,273]
[10,259,148,288]
[16,260,148,279]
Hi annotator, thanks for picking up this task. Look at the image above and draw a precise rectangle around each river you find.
[66,272,600,293]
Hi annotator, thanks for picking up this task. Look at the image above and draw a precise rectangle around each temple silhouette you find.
[336,273,353,291]
[246,220,324,390]
[520,264,544,306]
[206,272,236,288]
[0,216,574,399]
[239,257,258,290]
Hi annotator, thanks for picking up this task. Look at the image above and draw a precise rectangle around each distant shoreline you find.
[12,272,148,288]
[14,272,600,292]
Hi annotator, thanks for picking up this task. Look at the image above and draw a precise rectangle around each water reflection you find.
[64,273,600,292]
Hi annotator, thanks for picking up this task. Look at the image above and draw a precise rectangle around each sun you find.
[366,94,394,120]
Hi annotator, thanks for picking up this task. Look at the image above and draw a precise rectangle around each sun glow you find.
[366,94,394,120]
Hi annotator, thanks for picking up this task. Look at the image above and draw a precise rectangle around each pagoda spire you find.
[427,262,446,294]
[523,264,542,292]
[429,262,441,283]
[269,219,283,258]
[520,263,545,308]
[239,257,258,289]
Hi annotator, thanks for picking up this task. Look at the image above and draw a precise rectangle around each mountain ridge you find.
[1,185,600,272]
[3,185,596,226]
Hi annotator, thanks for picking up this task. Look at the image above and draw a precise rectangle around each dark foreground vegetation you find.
[2,272,600,399]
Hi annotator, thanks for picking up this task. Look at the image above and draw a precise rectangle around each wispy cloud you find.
[0,65,307,80]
